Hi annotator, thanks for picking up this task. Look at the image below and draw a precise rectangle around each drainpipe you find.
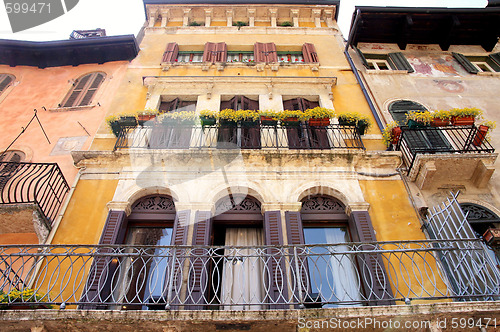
[343,9,384,131]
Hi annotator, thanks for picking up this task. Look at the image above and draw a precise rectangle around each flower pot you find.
[281,117,300,126]
[118,116,137,127]
[472,125,489,147]
[260,116,278,126]
[451,116,474,126]
[219,119,237,126]
[109,121,122,137]
[137,114,156,126]
[483,228,500,246]
[391,127,402,145]
[240,120,260,127]
[407,119,428,129]
[357,121,369,135]
[338,118,356,127]
[200,116,216,126]
[431,118,449,127]
[308,118,330,127]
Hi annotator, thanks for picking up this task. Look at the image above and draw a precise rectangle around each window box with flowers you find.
[0,288,52,309]
[218,109,260,126]
[405,111,433,129]
[137,109,158,126]
[199,110,217,126]
[450,107,482,126]
[382,121,402,148]
[430,110,452,127]
[158,111,197,126]
[302,107,335,127]
[473,120,496,147]
[259,110,280,126]
[338,112,372,135]
[279,110,304,126]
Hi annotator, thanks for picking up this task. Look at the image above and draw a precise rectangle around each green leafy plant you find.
[188,21,202,26]
[279,110,304,120]
[338,112,372,127]
[431,110,453,120]
[159,111,197,123]
[233,21,248,27]
[279,21,293,27]
[199,109,217,118]
[479,120,496,129]
[258,110,281,120]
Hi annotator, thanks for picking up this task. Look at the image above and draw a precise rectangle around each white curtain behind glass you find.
[221,228,264,310]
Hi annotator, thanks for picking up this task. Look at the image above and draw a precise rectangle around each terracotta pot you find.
[308,118,330,127]
[451,116,474,126]
[483,228,500,246]
[260,116,278,126]
[431,118,449,127]
[137,114,156,126]
[281,117,300,126]
[472,125,489,146]
[391,127,402,145]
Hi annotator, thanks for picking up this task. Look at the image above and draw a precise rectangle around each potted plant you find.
[0,288,52,309]
[473,120,496,147]
[199,109,217,126]
[405,111,433,129]
[159,111,197,125]
[430,110,452,127]
[137,109,158,126]
[279,110,304,126]
[303,107,335,126]
[117,112,138,127]
[259,110,280,126]
[278,21,293,27]
[218,109,260,126]
[382,121,402,147]
[450,107,482,126]
[106,114,121,137]
[337,112,372,135]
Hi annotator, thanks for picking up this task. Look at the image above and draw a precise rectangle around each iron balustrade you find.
[0,240,498,309]
[0,162,70,226]
[396,125,495,175]
[113,123,365,150]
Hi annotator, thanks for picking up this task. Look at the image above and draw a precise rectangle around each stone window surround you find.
[143,76,336,112]
[146,5,335,28]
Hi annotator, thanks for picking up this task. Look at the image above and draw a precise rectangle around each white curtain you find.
[324,228,362,303]
[221,228,264,310]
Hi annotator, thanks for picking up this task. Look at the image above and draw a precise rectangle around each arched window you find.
[0,74,15,97]
[60,72,106,108]
[388,100,427,125]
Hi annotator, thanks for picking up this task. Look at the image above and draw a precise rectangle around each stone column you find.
[324,9,334,28]
[248,8,256,27]
[291,9,299,27]
[183,9,191,26]
[269,8,278,27]
[226,9,233,27]
[205,9,212,27]
[312,9,322,28]
[160,9,170,27]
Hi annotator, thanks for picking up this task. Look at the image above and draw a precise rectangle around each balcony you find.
[0,240,498,309]
[395,126,497,189]
[0,162,70,235]
[113,123,364,151]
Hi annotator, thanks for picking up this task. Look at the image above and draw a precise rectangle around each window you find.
[388,100,427,126]
[277,52,303,63]
[177,51,204,63]
[218,96,260,149]
[356,49,414,73]
[452,52,500,74]
[203,42,227,63]
[60,72,105,108]
[151,98,196,149]
[0,74,15,97]
[159,98,196,113]
[227,51,254,63]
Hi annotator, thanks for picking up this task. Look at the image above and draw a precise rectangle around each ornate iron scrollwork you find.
[301,195,345,212]
[460,203,500,223]
[132,195,175,212]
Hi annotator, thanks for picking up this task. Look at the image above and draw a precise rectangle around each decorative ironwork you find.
[301,195,345,212]
[460,203,500,223]
[0,239,499,309]
[132,195,175,212]
[215,195,261,214]
[0,161,69,226]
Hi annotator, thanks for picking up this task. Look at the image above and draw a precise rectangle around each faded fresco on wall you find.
[407,54,467,77]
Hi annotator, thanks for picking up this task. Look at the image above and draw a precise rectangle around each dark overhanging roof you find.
[347,6,500,52]
[0,35,139,68]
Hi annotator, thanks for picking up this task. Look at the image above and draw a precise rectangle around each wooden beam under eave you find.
[439,15,460,51]
[397,14,413,50]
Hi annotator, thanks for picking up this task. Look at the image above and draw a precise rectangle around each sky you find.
[0,0,488,42]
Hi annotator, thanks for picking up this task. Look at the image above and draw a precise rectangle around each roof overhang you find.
[0,35,139,68]
[347,7,500,52]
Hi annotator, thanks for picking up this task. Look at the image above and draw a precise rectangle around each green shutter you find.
[355,48,370,69]
[388,52,414,73]
[452,52,479,74]
[488,52,500,67]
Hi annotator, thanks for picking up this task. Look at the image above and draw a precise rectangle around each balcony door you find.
[218,96,260,149]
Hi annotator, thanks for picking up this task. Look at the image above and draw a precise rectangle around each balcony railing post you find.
[165,248,176,310]
[293,246,305,309]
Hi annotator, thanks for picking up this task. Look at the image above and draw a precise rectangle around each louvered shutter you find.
[62,74,91,107]
[388,52,414,73]
[264,211,288,308]
[355,48,370,69]
[302,43,319,63]
[79,73,105,106]
[265,43,278,63]
[283,99,296,111]
[81,210,127,308]
[254,42,265,63]
[186,211,212,309]
[203,42,218,62]
[162,42,179,63]
[220,96,236,110]
[349,211,393,305]
[452,52,479,74]
[489,52,500,67]
[215,42,227,62]
[0,74,14,94]
[168,210,190,307]
[285,211,310,306]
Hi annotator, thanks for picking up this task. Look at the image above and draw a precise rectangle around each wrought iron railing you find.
[0,240,498,309]
[396,125,495,174]
[0,162,70,226]
[113,124,365,150]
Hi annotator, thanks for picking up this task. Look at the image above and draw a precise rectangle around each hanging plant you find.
[337,112,372,135]
[382,121,401,147]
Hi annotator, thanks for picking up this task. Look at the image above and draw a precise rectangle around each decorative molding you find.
[107,201,132,216]
[216,195,261,214]
[346,202,371,215]
[301,195,345,213]
[460,203,500,222]
[131,195,176,212]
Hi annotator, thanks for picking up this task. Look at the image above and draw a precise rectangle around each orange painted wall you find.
[0,61,129,184]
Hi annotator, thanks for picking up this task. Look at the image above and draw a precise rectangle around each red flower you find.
[175,59,178,62]
[301,59,304,62]
[281,58,284,60]
[189,59,192,62]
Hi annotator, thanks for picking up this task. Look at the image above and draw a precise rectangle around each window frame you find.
[60,72,106,108]
[0,74,15,97]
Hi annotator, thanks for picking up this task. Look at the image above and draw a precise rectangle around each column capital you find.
[346,202,370,216]
[107,201,131,216]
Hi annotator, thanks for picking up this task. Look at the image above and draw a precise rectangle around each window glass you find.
[177,52,203,63]
[227,52,254,63]
[277,52,304,63]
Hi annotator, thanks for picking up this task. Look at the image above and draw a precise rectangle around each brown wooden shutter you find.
[162,42,179,63]
[387,52,414,73]
[215,42,227,62]
[0,74,14,94]
[263,211,288,308]
[254,42,265,63]
[283,99,295,110]
[81,210,127,308]
[79,73,105,106]
[203,42,217,62]
[169,210,190,307]
[349,211,393,305]
[302,43,319,63]
[220,96,236,110]
[186,211,212,309]
[265,43,278,63]
[285,211,310,307]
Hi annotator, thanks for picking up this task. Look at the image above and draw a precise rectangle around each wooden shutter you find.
[302,43,319,63]
[308,127,330,149]
[241,126,261,148]
[215,42,227,62]
[388,52,414,73]
[187,211,212,309]
[264,211,288,308]
[0,74,14,94]
[265,43,278,63]
[489,52,500,67]
[81,210,127,308]
[220,96,236,110]
[79,73,105,106]
[283,99,297,111]
[203,42,217,62]
[254,42,277,63]
[254,42,265,63]
[355,48,370,69]
[168,210,190,307]
[452,52,479,74]
[162,42,179,63]
[349,211,393,305]
[62,74,91,107]
[241,96,258,110]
